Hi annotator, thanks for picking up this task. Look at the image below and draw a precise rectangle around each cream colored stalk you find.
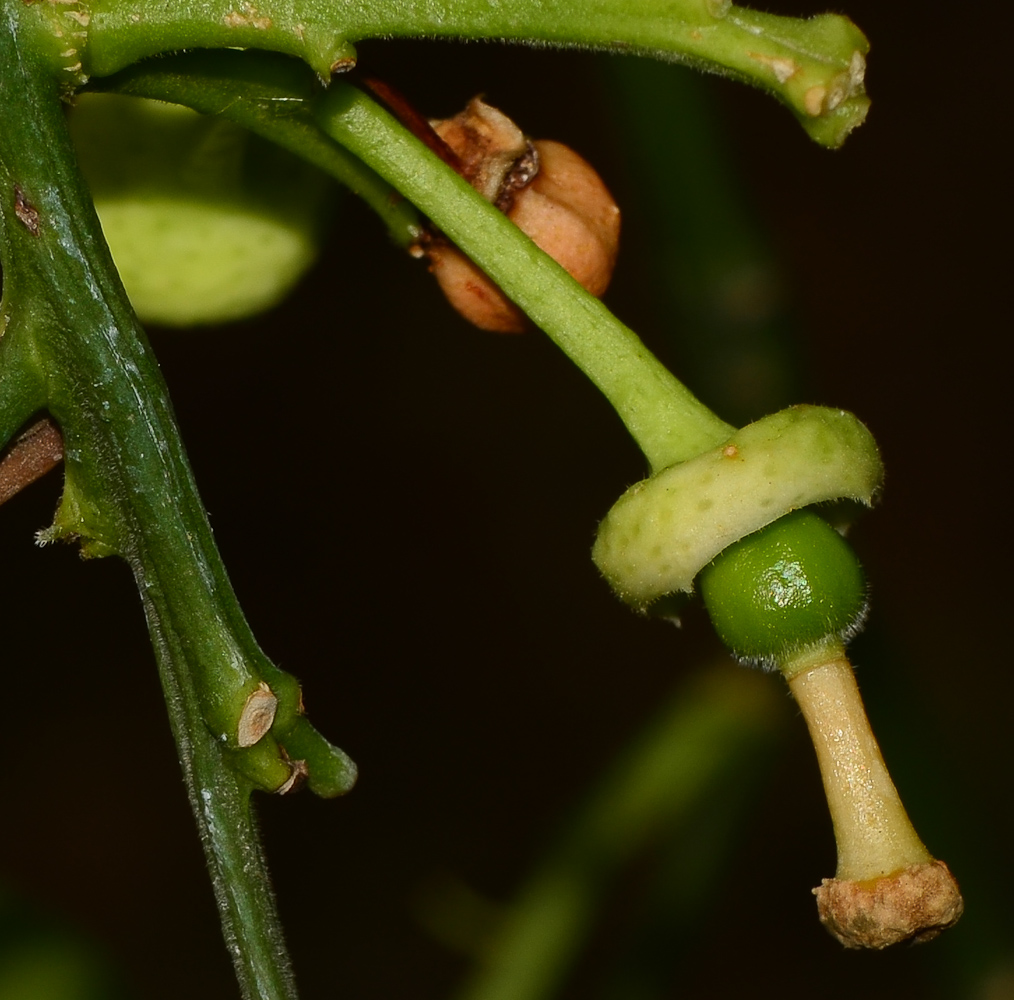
[786,650,963,948]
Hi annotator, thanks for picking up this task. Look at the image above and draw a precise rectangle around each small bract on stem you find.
[784,647,963,948]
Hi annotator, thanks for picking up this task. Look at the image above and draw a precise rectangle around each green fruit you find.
[68,93,333,326]
[699,509,867,670]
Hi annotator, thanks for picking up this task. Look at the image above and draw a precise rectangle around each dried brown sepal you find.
[237,682,278,748]
[424,99,620,333]
[814,860,964,949]
[431,98,528,201]
[494,143,540,213]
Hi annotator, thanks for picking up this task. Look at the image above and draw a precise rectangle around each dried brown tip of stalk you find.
[787,654,963,949]
[426,99,620,333]
[237,682,278,747]
[814,860,964,949]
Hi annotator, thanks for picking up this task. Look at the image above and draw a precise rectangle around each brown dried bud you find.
[425,99,620,333]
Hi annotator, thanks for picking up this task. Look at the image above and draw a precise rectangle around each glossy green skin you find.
[699,510,867,669]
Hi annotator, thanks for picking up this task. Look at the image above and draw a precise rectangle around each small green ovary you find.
[699,509,867,668]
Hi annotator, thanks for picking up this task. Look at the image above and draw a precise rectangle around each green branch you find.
[1,6,354,997]
[46,0,867,147]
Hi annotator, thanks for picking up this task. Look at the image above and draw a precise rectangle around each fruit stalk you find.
[786,650,963,948]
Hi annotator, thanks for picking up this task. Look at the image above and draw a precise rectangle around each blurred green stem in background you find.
[0,886,127,1000]
[450,666,784,1000]
[87,51,422,250]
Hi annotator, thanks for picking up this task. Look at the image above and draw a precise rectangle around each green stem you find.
[0,7,311,996]
[74,0,868,147]
[86,50,422,248]
[0,322,49,450]
[314,82,734,471]
[86,52,709,459]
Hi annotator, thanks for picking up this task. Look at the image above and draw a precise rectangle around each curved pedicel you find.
[592,404,882,609]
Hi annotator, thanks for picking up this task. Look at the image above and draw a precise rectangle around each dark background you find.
[1,0,1010,996]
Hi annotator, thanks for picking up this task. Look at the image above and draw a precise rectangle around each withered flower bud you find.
[425,99,620,333]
